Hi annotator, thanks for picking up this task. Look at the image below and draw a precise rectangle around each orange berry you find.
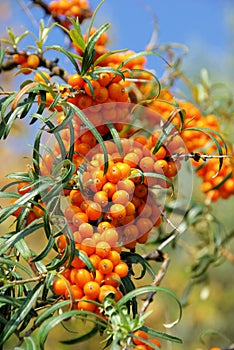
[98,285,118,303]
[98,258,114,275]
[102,182,117,198]
[101,228,119,247]
[72,212,88,228]
[107,250,121,266]
[65,284,84,300]
[68,73,84,89]
[71,250,88,269]
[27,54,40,68]
[104,272,120,288]
[76,94,93,109]
[124,152,139,168]
[13,53,27,64]
[78,222,94,238]
[83,281,100,299]
[53,277,69,296]
[134,184,148,198]
[86,201,102,221]
[98,72,112,87]
[147,339,162,349]
[84,79,101,98]
[139,156,155,172]
[109,203,126,220]
[74,268,93,288]
[112,189,130,206]
[96,241,111,258]
[77,295,96,312]
[132,330,148,345]
[106,164,122,184]
[114,261,128,278]
[89,254,102,269]
[93,191,109,208]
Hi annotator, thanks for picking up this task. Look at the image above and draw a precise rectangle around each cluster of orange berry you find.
[13,53,40,73]
[131,329,161,349]
[53,236,128,313]
[48,0,91,27]
[140,88,234,202]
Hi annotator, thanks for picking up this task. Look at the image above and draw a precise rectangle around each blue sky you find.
[0,0,233,83]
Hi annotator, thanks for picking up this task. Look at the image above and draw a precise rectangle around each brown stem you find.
[140,251,170,316]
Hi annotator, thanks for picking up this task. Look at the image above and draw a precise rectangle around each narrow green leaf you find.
[24,337,38,350]
[0,46,5,67]
[68,17,85,52]
[0,222,44,255]
[67,102,109,173]
[152,123,175,155]
[105,121,124,157]
[0,281,43,347]
[46,45,80,74]
[37,310,105,349]
[60,325,99,345]
[87,0,105,38]
[81,23,110,75]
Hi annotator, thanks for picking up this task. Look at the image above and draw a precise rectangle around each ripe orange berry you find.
[109,203,126,220]
[98,285,118,303]
[98,258,114,275]
[124,152,139,168]
[98,72,112,87]
[76,94,93,109]
[64,205,82,221]
[102,182,117,198]
[27,54,40,68]
[139,156,155,172]
[78,222,94,238]
[97,221,114,234]
[101,228,119,247]
[114,261,128,278]
[133,346,147,350]
[13,53,27,64]
[106,164,122,184]
[96,241,111,258]
[84,79,101,98]
[74,268,93,288]
[83,281,100,299]
[53,277,69,296]
[104,272,120,288]
[77,295,96,312]
[132,330,148,345]
[134,184,148,198]
[72,212,88,228]
[93,191,109,208]
[71,250,88,269]
[107,250,121,266]
[65,284,84,300]
[86,201,102,221]
[89,254,102,269]
[147,339,162,349]
[112,189,130,206]
[68,73,84,89]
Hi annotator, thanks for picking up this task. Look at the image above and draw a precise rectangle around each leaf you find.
[105,121,124,157]
[141,325,182,344]
[67,102,109,173]
[116,285,182,328]
[0,46,5,67]
[152,123,175,155]
[118,50,170,70]
[60,325,99,345]
[46,45,80,74]
[185,126,228,172]
[0,281,43,347]
[121,251,155,279]
[87,0,105,38]
[81,23,110,75]
[37,310,105,349]
[24,337,38,350]
[0,222,44,256]
[69,18,86,52]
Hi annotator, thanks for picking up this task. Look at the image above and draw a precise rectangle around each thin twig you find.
[140,251,170,316]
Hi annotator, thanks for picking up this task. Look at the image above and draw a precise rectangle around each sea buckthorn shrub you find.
[0,1,233,350]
